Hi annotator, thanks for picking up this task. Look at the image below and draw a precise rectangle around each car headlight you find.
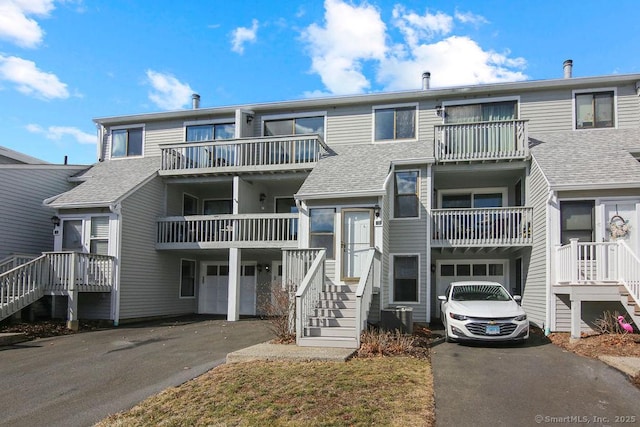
[449,312,468,321]
[514,314,527,321]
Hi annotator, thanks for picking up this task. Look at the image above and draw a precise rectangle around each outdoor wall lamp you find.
[51,215,61,227]
[374,204,381,218]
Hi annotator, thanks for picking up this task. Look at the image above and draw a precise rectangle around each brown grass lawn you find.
[97,357,434,427]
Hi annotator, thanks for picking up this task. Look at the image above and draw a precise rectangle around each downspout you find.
[425,163,433,322]
[109,202,122,326]
[544,190,556,335]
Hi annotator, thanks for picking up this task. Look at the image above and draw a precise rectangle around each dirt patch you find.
[548,332,640,359]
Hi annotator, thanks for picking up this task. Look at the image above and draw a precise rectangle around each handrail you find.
[555,240,619,283]
[435,119,528,161]
[0,254,38,275]
[616,240,640,310]
[160,134,329,171]
[355,248,380,347]
[295,249,326,343]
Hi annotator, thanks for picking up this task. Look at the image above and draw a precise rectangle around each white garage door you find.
[435,260,508,319]
[199,263,257,315]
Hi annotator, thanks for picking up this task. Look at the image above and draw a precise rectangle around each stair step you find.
[313,308,355,318]
[628,295,636,306]
[319,291,353,301]
[298,336,358,349]
[316,300,355,309]
[308,317,356,327]
[323,284,356,293]
[305,326,356,338]
[619,285,629,296]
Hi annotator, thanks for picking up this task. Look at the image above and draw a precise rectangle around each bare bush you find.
[357,327,429,358]
[594,310,625,335]
[258,281,296,344]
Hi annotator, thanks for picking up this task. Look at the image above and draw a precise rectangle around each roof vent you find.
[422,72,431,90]
[563,59,573,79]
[192,93,201,109]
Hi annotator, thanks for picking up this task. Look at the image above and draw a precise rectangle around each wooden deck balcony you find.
[431,207,533,247]
[159,134,329,175]
[435,120,529,162]
[156,214,299,249]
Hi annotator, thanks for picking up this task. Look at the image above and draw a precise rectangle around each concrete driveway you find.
[0,316,272,427]
[431,331,640,426]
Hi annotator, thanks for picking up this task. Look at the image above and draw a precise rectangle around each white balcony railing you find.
[432,207,533,246]
[160,134,329,173]
[157,214,299,248]
[435,120,528,162]
[556,239,620,283]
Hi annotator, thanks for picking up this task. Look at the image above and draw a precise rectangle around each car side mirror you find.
[437,295,447,301]
[513,295,522,302]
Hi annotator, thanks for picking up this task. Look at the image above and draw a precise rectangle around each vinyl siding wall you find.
[118,176,196,319]
[520,159,551,328]
[0,166,85,259]
[387,165,430,322]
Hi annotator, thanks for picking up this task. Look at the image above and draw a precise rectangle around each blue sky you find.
[1,0,639,165]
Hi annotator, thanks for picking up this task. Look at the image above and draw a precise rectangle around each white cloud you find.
[231,19,259,54]
[454,10,489,26]
[146,70,194,110]
[26,123,95,144]
[0,55,69,99]
[392,5,453,47]
[0,0,55,48]
[378,36,527,91]
[301,1,527,94]
[301,0,387,95]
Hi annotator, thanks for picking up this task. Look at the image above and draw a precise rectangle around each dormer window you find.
[374,104,416,141]
[575,91,614,129]
[111,127,143,158]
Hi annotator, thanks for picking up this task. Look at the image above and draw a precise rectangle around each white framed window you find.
[261,112,326,139]
[203,198,232,215]
[58,215,113,255]
[438,187,508,209]
[391,254,420,303]
[393,170,420,219]
[183,193,198,216]
[185,119,236,141]
[309,208,335,259]
[180,259,196,298]
[373,103,417,142]
[573,88,616,130]
[110,124,144,158]
[89,217,110,255]
[443,99,518,124]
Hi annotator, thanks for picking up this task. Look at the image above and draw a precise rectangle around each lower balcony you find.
[431,207,533,248]
[156,214,299,249]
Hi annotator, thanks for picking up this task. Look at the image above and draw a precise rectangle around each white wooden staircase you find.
[618,284,640,331]
[302,282,359,348]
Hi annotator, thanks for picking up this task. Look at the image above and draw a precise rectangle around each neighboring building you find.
[2,62,640,346]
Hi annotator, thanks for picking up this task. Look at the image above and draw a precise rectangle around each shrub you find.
[258,281,296,344]
[357,327,429,358]
[594,310,625,335]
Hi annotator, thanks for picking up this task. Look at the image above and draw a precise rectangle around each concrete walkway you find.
[0,316,272,427]
[227,342,355,363]
[430,332,640,427]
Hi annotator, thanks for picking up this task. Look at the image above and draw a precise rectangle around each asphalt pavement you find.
[431,331,640,427]
[0,316,272,427]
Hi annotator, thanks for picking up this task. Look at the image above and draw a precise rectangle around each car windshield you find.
[451,284,511,301]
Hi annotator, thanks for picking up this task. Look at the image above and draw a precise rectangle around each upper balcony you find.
[431,207,533,249]
[435,120,529,163]
[159,134,329,176]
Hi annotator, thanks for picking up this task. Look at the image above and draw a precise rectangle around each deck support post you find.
[569,238,579,284]
[67,252,79,331]
[570,297,581,341]
[227,248,241,321]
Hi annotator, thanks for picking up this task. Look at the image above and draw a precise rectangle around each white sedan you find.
[438,281,529,343]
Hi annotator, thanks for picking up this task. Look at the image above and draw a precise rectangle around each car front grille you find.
[466,321,518,336]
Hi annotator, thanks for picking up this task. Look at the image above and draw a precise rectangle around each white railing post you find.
[569,238,579,284]
[67,252,79,331]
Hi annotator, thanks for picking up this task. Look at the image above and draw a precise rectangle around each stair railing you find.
[294,249,326,343]
[0,254,48,320]
[355,248,380,347]
[616,240,640,310]
[0,254,38,275]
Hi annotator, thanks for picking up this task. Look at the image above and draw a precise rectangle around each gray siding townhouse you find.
[2,63,640,345]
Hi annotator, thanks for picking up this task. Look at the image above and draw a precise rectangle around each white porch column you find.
[570,297,581,340]
[227,248,242,321]
[67,252,79,331]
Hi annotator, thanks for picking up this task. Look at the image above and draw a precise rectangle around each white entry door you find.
[199,262,256,315]
[342,210,373,280]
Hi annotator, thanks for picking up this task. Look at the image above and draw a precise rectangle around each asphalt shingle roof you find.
[530,128,640,189]
[45,156,161,207]
[296,141,430,197]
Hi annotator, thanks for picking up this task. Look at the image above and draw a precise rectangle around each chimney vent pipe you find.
[192,93,201,109]
[422,72,431,90]
[563,59,573,79]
